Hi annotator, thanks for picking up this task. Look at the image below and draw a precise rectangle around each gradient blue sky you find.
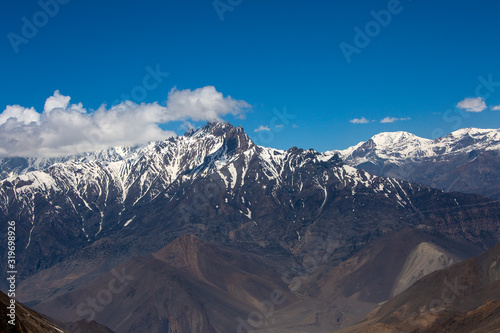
[1,0,500,153]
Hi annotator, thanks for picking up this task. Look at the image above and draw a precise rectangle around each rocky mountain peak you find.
[184,121,254,154]
[185,121,241,138]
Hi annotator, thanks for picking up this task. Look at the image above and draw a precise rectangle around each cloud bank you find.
[0,86,250,158]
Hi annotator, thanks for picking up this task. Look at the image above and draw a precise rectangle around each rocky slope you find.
[420,300,500,333]
[337,240,500,333]
[36,234,296,333]
[0,290,67,333]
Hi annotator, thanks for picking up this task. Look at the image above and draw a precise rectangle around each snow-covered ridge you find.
[3,124,498,207]
[370,131,431,148]
[434,127,500,153]
[4,125,499,182]
[329,127,500,167]
[0,122,340,193]
[0,145,143,180]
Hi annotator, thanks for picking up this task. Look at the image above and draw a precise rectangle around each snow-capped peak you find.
[370,131,432,147]
[433,127,500,154]
[443,127,500,143]
[334,127,500,175]
[329,131,434,164]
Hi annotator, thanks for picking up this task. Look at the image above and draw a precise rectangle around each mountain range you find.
[1,122,500,332]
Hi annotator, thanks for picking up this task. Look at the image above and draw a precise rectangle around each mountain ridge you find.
[2,125,499,180]
[329,127,500,198]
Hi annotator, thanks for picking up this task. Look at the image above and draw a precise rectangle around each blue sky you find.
[1,0,500,155]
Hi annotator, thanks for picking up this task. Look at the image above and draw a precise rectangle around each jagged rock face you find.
[1,122,500,284]
[331,128,500,198]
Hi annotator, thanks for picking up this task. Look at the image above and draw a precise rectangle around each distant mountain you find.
[338,239,500,333]
[2,122,500,332]
[0,146,139,180]
[331,128,500,198]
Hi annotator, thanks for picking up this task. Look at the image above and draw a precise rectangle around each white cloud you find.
[456,97,487,112]
[0,87,251,158]
[0,105,40,125]
[44,90,72,114]
[350,117,370,124]
[380,116,411,123]
[254,125,270,132]
[275,124,284,128]
[165,86,250,121]
[491,104,500,111]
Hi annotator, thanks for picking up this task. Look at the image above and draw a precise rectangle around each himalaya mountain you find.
[3,126,499,198]
[332,128,500,199]
[1,122,500,332]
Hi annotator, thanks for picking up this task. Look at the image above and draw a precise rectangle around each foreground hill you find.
[33,229,485,332]
[1,291,115,333]
[0,290,67,332]
[36,234,297,333]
